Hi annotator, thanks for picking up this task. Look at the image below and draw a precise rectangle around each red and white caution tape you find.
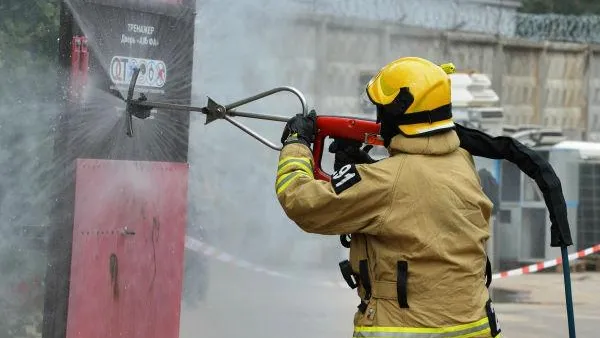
[492,244,600,280]
[185,236,600,288]
[184,236,348,288]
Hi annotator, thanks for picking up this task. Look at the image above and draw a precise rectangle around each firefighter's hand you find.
[329,138,377,171]
[281,110,317,147]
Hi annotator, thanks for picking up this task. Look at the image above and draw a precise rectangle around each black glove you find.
[281,110,317,147]
[329,138,377,171]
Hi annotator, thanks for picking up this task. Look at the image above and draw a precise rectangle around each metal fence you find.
[515,14,600,44]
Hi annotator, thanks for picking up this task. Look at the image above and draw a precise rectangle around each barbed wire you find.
[286,0,600,44]
[515,14,600,44]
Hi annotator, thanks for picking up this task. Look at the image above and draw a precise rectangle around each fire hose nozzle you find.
[128,93,151,119]
[124,67,152,136]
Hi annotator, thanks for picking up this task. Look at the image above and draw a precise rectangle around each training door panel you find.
[66,159,189,338]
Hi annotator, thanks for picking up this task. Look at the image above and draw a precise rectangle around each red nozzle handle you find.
[312,116,382,181]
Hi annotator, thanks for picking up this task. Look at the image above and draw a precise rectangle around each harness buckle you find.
[339,260,358,289]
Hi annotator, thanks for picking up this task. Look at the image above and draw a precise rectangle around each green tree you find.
[0,0,60,96]
[0,1,60,337]
[516,0,600,43]
[520,0,600,15]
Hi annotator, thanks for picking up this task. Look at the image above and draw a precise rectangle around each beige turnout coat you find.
[275,129,497,337]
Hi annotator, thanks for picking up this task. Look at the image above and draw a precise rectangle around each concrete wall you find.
[277,14,600,141]
[189,0,599,266]
[266,13,600,266]
[290,0,522,36]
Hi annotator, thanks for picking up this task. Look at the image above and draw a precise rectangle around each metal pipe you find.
[125,68,141,137]
[227,110,291,122]
[132,101,292,123]
[132,100,206,113]
[223,115,283,150]
[224,86,308,116]
[130,86,307,119]
[125,67,307,147]
[561,246,577,338]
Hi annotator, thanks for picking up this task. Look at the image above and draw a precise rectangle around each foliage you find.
[0,0,60,97]
[520,0,600,15]
[0,1,60,337]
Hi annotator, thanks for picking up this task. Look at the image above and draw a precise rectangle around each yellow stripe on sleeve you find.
[276,170,311,195]
[277,157,313,177]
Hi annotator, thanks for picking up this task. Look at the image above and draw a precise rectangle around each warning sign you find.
[110,56,167,88]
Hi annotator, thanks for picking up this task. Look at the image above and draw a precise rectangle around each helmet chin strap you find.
[376,106,402,148]
[375,88,414,147]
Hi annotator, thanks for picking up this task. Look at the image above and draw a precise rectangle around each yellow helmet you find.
[366,57,455,143]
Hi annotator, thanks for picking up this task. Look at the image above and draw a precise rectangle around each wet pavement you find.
[179,260,600,338]
[179,261,356,337]
[491,273,600,338]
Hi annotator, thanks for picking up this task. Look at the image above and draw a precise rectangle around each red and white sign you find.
[110,56,167,88]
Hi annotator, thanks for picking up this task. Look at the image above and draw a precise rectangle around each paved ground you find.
[491,272,600,338]
[179,262,357,337]
[179,260,600,338]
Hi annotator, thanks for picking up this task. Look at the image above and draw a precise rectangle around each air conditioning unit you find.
[450,72,503,136]
[450,73,474,108]
[511,127,567,147]
[469,73,499,106]
[468,107,505,136]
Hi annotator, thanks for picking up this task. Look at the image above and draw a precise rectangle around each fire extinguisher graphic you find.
[69,36,89,103]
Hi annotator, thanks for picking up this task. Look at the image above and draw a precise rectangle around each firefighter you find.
[275,56,501,337]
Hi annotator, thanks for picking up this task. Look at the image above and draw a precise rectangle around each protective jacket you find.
[276,129,500,337]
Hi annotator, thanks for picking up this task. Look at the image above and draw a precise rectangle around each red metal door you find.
[66,159,189,338]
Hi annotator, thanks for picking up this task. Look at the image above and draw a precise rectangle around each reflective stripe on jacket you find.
[354,317,498,337]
